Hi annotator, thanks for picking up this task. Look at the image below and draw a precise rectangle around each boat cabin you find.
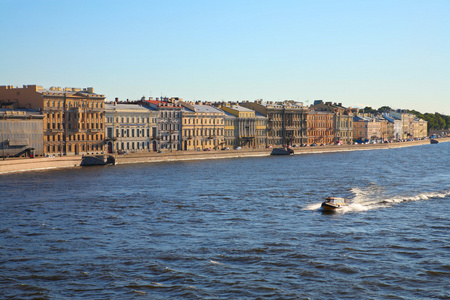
[324,197,346,204]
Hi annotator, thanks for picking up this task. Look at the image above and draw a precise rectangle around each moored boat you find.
[270,147,294,155]
[321,197,347,211]
[81,155,115,166]
[430,139,439,144]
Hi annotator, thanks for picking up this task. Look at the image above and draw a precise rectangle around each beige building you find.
[0,85,106,156]
[220,104,263,149]
[412,118,427,139]
[181,104,197,151]
[105,102,158,153]
[353,116,383,142]
[386,111,427,140]
[180,102,225,150]
[379,117,389,141]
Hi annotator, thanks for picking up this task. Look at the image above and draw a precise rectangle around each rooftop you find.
[105,103,150,111]
[192,104,224,114]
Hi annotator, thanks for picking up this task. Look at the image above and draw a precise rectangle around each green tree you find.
[408,110,450,132]
[363,106,376,113]
[436,113,449,129]
[377,106,391,113]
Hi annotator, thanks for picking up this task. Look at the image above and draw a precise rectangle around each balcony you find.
[88,128,103,133]
[47,128,64,133]
[86,107,104,112]
[43,107,63,112]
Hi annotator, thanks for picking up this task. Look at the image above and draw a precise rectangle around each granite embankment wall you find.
[0,155,82,174]
[1,138,449,174]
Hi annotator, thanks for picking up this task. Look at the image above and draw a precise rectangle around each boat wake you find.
[305,188,450,213]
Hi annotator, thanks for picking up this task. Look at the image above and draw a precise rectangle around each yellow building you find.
[181,104,196,151]
[220,104,259,148]
[223,113,236,148]
[180,102,225,150]
[413,118,427,139]
[0,85,105,155]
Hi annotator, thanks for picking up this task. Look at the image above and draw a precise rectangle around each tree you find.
[436,113,449,129]
[363,106,376,113]
[406,110,450,132]
[377,106,391,113]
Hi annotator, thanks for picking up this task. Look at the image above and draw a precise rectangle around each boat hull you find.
[271,148,294,155]
[81,155,115,166]
[321,203,344,211]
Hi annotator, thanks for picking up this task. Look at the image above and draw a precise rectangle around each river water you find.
[1,143,449,299]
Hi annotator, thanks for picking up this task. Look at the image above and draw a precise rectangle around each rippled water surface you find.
[1,143,449,299]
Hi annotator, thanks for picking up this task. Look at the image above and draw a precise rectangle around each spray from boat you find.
[304,188,450,213]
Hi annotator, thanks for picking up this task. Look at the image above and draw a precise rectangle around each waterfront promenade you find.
[1,138,449,174]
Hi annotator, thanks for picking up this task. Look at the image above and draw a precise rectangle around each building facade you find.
[181,105,196,151]
[142,98,183,151]
[0,85,106,156]
[311,101,354,144]
[0,108,44,158]
[412,118,427,139]
[240,100,308,147]
[220,104,258,148]
[255,112,268,148]
[223,113,237,149]
[386,111,427,140]
[353,116,383,142]
[105,102,158,153]
[307,111,335,145]
[180,102,225,150]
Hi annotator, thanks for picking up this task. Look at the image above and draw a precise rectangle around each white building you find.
[383,113,403,140]
[386,111,427,140]
[105,103,158,153]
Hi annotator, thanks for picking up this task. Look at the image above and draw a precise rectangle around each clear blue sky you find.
[1,0,449,114]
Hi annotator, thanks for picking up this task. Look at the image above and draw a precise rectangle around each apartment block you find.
[105,102,158,153]
[180,102,225,150]
[0,85,105,155]
[240,100,308,147]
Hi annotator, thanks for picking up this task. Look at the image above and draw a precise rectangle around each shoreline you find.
[1,138,449,174]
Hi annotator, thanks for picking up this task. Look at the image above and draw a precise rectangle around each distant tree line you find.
[360,106,449,131]
[361,106,392,114]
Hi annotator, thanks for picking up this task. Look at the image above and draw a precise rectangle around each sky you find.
[1,0,449,114]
